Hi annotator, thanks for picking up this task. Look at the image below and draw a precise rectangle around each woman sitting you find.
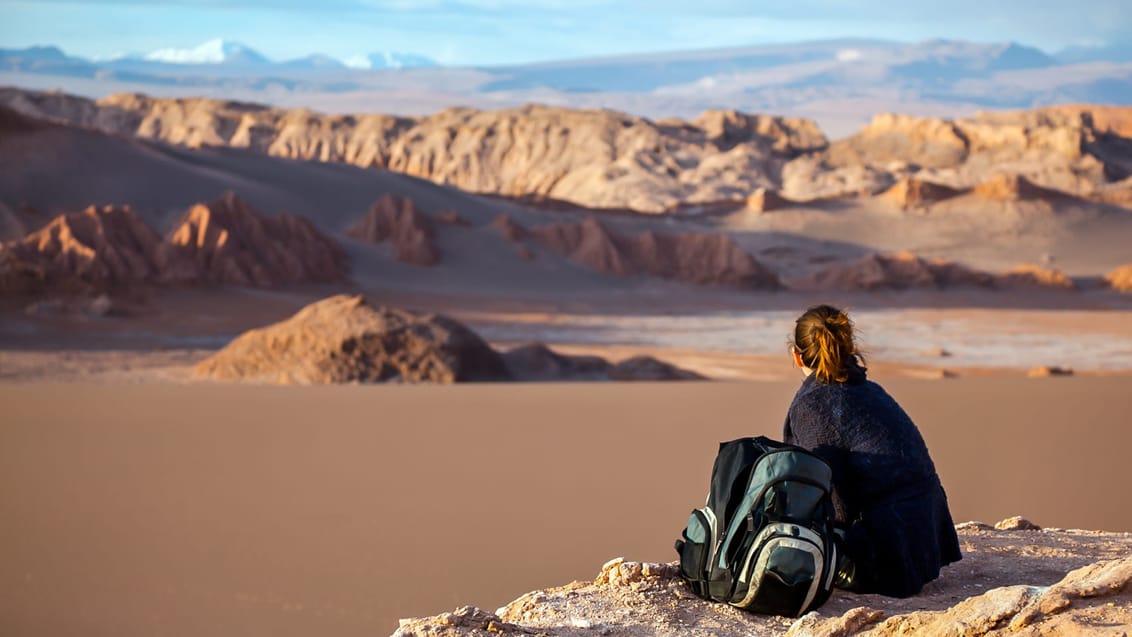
[783,304,962,597]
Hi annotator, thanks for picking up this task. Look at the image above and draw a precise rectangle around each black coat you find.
[783,368,962,597]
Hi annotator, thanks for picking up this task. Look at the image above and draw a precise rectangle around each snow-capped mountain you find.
[343,52,437,70]
[143,39,269,65]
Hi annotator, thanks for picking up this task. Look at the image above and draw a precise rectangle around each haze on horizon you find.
[1,0,1129,67]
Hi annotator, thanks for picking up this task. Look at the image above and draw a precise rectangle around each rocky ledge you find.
[393,518,1132,637]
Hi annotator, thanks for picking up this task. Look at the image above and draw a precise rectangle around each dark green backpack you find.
[674,436,838,617]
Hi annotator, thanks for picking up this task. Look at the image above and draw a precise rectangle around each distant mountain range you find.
[1,38,1129,137]
[1,38,439,72]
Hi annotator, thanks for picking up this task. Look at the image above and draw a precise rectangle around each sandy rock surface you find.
[393,520,1132,637]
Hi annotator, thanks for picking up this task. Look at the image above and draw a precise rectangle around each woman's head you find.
[791,305,864,383]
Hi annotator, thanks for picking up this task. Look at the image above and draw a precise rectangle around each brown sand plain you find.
[2,378,1131,636]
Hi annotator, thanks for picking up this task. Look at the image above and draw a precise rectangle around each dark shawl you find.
[783,367,962,597]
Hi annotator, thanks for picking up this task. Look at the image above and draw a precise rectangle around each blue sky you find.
[1,0,1128,65]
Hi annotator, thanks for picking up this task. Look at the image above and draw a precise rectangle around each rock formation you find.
[532,218,632,276]
[609,356,705,381]
[1,89,824,213]
[793,253,1080,292]
[347,194,440,266]
[972,174,1069,201]
[529,217,780,289]
[166,192,349,286]
[0,204,182,293]
[5,88,1128,214]
[393,519,1132,637]
[492,213,529,242]
[821,108,1130,200]
[196,295,703,385]
[0,194,349,294]
[501,344,704,382]
[745,188,796,213]
[1027,366,1074,378]
[996,264,1076,290]
[792,251,994,291]
[1105,264,1132,292]
[194,295,512,384]
[879,178,962,209]
[501,344,612,381]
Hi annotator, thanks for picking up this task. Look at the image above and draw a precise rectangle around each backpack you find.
[674,436,838,617]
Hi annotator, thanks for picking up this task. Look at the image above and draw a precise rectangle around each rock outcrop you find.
[996,264,1076,290]
[1027,366,1074,378]
[972,174,1069,201]
[1,89,825,213]
[393,519,1132,637]
[822,108,1130,200]
[745,187,796,213]
[879,178,962,209]
[501,344,704,382]
[347,194,440,266]
[792,251,994,291]
[493,213,529,242]
[529,217,780,289]
[166,192,349,286]
[196,295,703,385]
[1105,264,1132,292]
[793,253,1078,292]
[5,88,1128,214]
[0,194,349,294]
[0,204,182,293]
[501,344,612,381]
[194,295,512,384]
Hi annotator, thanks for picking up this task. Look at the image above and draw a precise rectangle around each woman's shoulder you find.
[789,375,849,414]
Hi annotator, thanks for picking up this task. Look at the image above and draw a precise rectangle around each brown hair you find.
[792,305,865,383]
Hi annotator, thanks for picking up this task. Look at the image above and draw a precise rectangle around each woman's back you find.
[786,374,939,511]
[783,305,961,597]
